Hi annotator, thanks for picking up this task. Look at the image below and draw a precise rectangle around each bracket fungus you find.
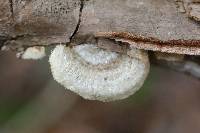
[1,0,200,101]
[49,44,149,102]
[21,46,46,60]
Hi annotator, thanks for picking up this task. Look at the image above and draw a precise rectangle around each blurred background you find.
[0,50,200,133]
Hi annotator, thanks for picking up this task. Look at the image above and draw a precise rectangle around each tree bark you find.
[0,0,200,78]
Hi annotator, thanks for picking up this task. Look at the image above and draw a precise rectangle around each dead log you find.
[0,0,200,78]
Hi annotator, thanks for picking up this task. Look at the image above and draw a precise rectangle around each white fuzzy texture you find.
[22,47,46,60]
[74,44,119,65]
[49,44,149,102]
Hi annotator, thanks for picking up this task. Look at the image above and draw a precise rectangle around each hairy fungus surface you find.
[49,44,149,102]
[21,46,46,60]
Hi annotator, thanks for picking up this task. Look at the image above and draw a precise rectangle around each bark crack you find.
[8,0,14,18]
[69,0,84,41]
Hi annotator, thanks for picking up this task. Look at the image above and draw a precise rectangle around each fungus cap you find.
[22,47,46,60]
[49,44,149,102]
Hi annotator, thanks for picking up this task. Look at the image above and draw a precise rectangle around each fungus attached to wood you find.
[21,46,46,60]
[49,44,149,102]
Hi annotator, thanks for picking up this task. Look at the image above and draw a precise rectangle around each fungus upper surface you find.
[49,44,149,101]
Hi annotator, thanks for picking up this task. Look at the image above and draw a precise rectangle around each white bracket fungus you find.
[21,46,46,60]
[49,44,149,102]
